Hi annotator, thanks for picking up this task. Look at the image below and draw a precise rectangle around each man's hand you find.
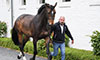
[71,40,74,44]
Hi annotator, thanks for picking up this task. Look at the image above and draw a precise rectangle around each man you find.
[50,16,74,60]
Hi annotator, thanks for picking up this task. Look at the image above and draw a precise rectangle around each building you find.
[0,0,100,50]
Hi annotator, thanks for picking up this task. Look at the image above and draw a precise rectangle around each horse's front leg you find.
[45,37,52,60]
[30,39,37,60]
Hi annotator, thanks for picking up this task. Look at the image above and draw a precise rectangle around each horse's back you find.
[15,14,34,27]
[14,14,35,36]
[16,14,34,22]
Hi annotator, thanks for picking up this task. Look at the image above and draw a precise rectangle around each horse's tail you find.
[12,27,19,45]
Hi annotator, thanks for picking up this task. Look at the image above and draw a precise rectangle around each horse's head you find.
[37,3,57,25]
[45,2,57,25]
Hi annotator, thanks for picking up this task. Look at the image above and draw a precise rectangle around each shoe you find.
[50,55,52,60]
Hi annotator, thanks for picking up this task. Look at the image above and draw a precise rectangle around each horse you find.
[11,2,57,60]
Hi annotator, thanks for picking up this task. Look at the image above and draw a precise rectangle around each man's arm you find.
[50,24,56,39]
[65,25,74,44]
[51,24,56,33]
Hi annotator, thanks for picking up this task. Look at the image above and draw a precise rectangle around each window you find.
[19,0,26,10]
[22,0,26,5]
[40,0,45,4]
[63,0,71,2]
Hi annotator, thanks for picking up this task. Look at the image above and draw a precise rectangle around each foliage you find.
[65,34,69,47]
[0,21,7,37]
[37,39,46,51]
[0,38,100,60]
[90,30,100,56]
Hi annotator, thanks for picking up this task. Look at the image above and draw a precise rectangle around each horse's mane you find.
[37,3,49,14]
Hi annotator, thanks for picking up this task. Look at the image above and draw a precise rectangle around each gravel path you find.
[0,47,47,60]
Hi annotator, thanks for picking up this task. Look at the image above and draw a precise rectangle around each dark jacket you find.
[51,22,73,43]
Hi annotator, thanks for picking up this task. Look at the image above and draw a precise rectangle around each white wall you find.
[69,0,100,51]
[0,0,100,50]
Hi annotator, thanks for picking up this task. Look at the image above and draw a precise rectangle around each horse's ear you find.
[45,3,49,7]
[37,5,45,14]
[54,2,57,8]
[44,4,48,10]
[44,3,50,10]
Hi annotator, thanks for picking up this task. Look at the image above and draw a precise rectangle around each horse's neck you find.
[38,9,48,26]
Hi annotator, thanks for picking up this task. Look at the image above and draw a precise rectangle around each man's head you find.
[59,16,65,25]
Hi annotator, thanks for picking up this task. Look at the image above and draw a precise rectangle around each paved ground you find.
[0,47,47,60]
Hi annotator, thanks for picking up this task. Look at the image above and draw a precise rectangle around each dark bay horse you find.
[12,3,57,60]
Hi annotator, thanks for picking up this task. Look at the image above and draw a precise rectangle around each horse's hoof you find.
[47,54,52,60]
[50,55,52,60]
[17,55,21,59]
[30,58,33,60]
[30,57,35,60]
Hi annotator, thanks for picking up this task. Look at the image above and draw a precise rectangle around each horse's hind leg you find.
[17,33,23,59]
[17,33,29,60]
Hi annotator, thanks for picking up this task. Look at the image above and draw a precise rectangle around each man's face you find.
[59,16,65,25]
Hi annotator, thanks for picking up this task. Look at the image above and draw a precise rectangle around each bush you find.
[65,34,69,47]
[90,30,100,56]
[37,39,46,51]
[0,38,100,60]
[0,21,7,37]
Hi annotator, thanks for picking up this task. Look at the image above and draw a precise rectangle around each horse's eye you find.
[54,12,56,14]
[48,11,51,14]
[48,12,51,14]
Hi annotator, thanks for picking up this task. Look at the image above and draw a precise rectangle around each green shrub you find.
[37,39,46,51]
[0,21,7,37]
[65,34,69,47]
[90,30,100,56]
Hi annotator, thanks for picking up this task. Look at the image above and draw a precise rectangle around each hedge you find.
[0,38,100,60]
[0,21,7,37]
[90,30,100,56]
